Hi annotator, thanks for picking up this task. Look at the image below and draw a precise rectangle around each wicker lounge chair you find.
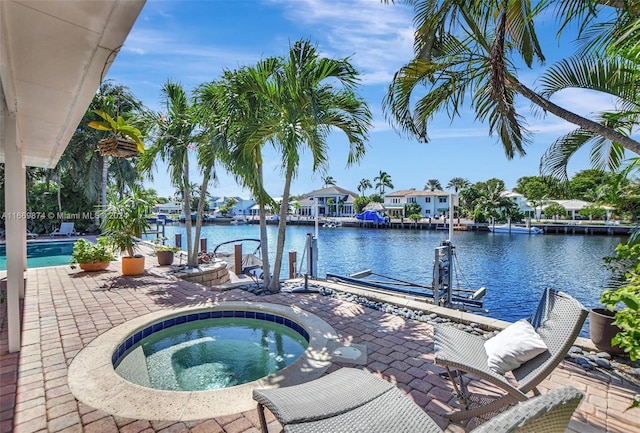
[253,367,584,433]
[434,288,587,422]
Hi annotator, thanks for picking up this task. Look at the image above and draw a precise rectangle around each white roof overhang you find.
[0,0,146,168]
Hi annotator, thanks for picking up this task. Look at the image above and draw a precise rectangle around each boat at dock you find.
[488,224,543,234]
[322,220,342,228]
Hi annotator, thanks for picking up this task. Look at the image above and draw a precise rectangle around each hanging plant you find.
[88,110,145,158]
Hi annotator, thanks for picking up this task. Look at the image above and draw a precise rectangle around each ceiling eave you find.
[0,0,146,168]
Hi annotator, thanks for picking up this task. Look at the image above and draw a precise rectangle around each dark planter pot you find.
[156,251,174,266]
[589,308,625,354]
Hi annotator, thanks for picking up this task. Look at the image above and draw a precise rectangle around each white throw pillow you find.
[484,319,548,375]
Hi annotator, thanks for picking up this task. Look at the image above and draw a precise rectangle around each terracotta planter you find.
[79,261,109,272]
[156,251,174,266]
[589,308,624,354]
[121,256,145,276]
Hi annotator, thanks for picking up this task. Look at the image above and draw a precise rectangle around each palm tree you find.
[424,179,442,191]
[139,81,213,268]
[374,170,394,195]
[476,182,506,227]
[447,177,471,193]
[326,198,336,216]
[220,40,371,293]
[337,197,345,216]
[358,178,372,196]
[322,176,337,187]
[538,56,639,180]
[292,201,302,216]
[56,81,143,210]
[532,1,640,179]
[90,81,145,207]
[384,0,640,162]
[206,65,276,289]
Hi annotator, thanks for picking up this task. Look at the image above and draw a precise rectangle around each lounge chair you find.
[27,229,38,239]
[253,367,584,433]
[434,288,587,422]
[50,222,76,237]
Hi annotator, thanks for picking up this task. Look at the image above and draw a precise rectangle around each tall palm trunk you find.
[192,169,211,266]
[101,156,108,207]
[269,167,293,292]
[257,161,271,289]
[183,159,196,267]
[510,79,640,155]
[57,179,62,215]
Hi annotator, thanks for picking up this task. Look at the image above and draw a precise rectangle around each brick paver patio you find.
[1,259,639,433]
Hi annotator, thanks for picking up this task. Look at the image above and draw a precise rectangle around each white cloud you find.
[268,0,415,84]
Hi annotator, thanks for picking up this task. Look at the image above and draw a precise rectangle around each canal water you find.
[146,223,626,337]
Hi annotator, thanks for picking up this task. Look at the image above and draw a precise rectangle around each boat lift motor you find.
[433,240,453,307]
[292,233,319,293]
[306,233,318,278]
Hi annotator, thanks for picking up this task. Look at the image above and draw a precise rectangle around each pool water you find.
[0,241,74,270]
[115,317,309,391]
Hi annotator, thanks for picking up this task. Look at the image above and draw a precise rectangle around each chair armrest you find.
[470,386,584,433]
[434,324,529,402]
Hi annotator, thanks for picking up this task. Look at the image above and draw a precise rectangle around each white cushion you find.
[484,319,548,375]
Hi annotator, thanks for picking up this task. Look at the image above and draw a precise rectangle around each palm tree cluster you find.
[458,178,519,223]
[194,39,372,291]
[134,40,372,291]
[374,170,394,194]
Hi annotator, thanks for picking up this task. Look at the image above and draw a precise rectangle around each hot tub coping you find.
[68,301,337,421]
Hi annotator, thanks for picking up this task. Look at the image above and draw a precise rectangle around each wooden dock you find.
[270,218,633,236]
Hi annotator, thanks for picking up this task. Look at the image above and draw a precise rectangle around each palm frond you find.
[538,56,640,111]
[540,128,601,181]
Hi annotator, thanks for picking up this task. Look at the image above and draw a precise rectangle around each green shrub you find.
[70,237,115,269]
[602,243,640,361]
[151,237,180,253]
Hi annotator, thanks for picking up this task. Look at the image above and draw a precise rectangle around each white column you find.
[3,109,26,353]
[20,152,27,286]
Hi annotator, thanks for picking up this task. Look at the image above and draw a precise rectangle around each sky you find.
[104,0,624,200]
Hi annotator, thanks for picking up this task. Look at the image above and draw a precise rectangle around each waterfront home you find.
[296,186,358,217]
[384,188,451,218]
[542,199,614,221]
[499,192,614,222]
[209,196,256,217]
[501,192,615,221]
[501,191,536,217]
[155,200,183,215]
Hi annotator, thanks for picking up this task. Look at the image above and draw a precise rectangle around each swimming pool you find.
[0,240,74,270]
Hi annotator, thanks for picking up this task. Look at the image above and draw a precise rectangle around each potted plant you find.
[88,109,145,158]
[595,243,640,358]
[152,237,180,266]
[101,192,151,276]
[69,237,115,271]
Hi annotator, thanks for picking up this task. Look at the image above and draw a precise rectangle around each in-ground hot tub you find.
[68,302,337,421]
[114,309,310,391]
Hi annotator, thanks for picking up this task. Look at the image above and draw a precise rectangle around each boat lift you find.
[326,256,486,312]
[326,194,487,313]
